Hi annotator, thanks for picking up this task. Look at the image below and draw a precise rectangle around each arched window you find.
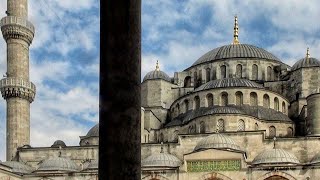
[217,119,225,132]
[221,92,228,106]
[236,64,242,78]
[173,130,179,142]
[252,64,258,80]
[184,99,189,113]
[194,71,198,88]
[189,125,195,134]
[194,96,200,110]
[263,94,270,108]
[220,65,226,79]
[274,97,279,111]
[200,121,205,133]
[206,93,214,107]
[235,91,243,105]
[287,127,293,137]
[255,123,259,130]
[269,126,276,137]
[267,66,272,81]
[250,92,258,106]
[282,102,286,113]
[184,76,191,87]
[238,119,245,131]
[206,68,211,83]
[175,103,180,115]
[198,70,202,86]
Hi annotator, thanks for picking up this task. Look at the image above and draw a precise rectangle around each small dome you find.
[86,159,98,170]
[191,44,281,67]
[142,153,181,168]
[252,149,300,166]
[291,57,320,71]
[195,78,263,91]
[37,157,79,172]
[51,140,66,148]
[143,70,171,82]
[86,124,99,137]
[194,133,241,152]
[1,161,34,174]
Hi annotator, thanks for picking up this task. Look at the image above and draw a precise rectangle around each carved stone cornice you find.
[0,16,35,45]
[0,78,36,103]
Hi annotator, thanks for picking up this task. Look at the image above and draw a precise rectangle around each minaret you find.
[0,0,36,160]
[232,15,240,45]
[306,47,310,64]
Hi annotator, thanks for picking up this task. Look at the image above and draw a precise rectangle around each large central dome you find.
[191,44,281,67]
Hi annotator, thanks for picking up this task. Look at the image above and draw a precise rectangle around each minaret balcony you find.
[0,77,36,102]
[0,16,35,44]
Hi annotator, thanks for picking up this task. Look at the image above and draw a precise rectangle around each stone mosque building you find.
[2,1,320,180]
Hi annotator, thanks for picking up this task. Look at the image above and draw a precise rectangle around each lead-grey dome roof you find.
[86,124,99,137]
[1,161,34,174]
[142,152,182,168]
[194,133,241,152]
[143,70,171,82]
[252,149,300,166]
[191,44,281,67]
[37,157,79,172]
[51,140,66,148]
[195,78,263,91]
[291,57,320,71]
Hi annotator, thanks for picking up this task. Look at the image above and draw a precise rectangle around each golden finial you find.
[156,60,160,71]
[232,15,240,45]
[306,47,310,59]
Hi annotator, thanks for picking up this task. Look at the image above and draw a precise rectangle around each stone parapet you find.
[0,16,34,44]
[0,77,36,102]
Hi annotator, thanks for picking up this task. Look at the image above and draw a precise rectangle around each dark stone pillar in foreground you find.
[99,0,141,179]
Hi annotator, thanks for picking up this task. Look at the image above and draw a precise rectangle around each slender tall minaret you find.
[0,0,36,160]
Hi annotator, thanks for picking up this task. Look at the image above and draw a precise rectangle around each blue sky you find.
[1,0,320,160]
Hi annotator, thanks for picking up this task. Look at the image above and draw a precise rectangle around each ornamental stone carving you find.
[0,77,36,102]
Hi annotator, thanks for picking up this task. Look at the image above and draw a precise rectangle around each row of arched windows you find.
[269,126,294,137]
[180,92,287,113]
[186,65,275,88]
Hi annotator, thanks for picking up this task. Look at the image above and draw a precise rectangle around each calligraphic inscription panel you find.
[187,160,241,172]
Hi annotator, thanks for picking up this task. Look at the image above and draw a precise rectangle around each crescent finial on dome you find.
[156,60,160,71]
[232,15,240,45]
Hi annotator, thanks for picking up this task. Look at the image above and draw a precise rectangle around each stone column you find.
[0,0,36,160]
[99,0,141,179]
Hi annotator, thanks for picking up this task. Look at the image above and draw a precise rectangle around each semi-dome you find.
[191,44,281,67]
[86,124,99,137]
[51,140,66,148]
[37,157,79,172]
[142,152,182,168]
[195,78,263,91]
[194,133,241,152]
[1,161,34,174]
[143,61,171,82]
[291,57,320,71]
[252,149,300,166]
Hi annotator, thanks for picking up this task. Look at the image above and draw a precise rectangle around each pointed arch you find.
[200,121,205,133]
[236,64,242,78]
[220,65,227,79]
[184,99,189,113]
[250,92,258,106]
[206,93,214,107]
[274,97,279,111]
[257,171,297,180]
[217,119,225,132]
[221,92,228,106]
[282,101,286,113]
[201,172,232,180]
[206,68,211,82]
[267,66,272,81]
[269,126,276,137]
[238,119,245,131]
[194,96,200,110]
[184,76,191,87]
[252,64,258,80]
[235,91,243,105]
[263,94,270,108]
